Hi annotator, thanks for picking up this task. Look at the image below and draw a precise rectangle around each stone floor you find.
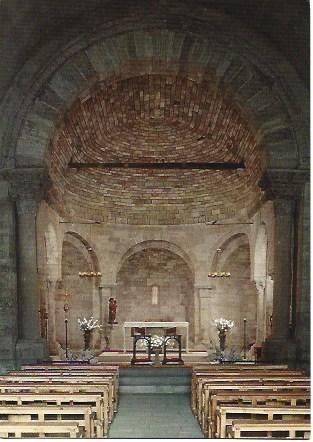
[108,393,204,439]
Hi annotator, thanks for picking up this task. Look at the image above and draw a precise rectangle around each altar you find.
[123,321,189,353]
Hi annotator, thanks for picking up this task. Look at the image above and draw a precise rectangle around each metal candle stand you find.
[64,302,69,359]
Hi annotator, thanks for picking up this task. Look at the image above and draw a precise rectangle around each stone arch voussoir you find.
[0,9,307,170]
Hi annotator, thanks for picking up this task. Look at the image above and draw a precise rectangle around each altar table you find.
[123,321,189,353]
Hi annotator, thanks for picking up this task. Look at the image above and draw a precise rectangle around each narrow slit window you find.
[152,285,159,305]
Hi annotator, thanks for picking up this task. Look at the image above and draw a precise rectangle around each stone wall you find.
[56,240,94,350]
[116,248,194,349]
[36,203,264,354]
[0,182,17,372]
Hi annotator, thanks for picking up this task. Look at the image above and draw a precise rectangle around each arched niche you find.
[209,233,257,353]
[55,231,101,351]
[116,244,195,347]
[117,240,195,280]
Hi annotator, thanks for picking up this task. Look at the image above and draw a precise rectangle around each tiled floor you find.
[109,393,204,439]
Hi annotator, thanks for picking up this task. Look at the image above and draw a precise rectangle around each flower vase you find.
[84,330,92,350]
[219,330,226,352]
[153,348,161,366]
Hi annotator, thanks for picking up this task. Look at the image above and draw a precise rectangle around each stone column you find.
[259,170,308,363]
[255,280,265,345]
[46,279,58,355]
[0,180,18,372]
[194,285,213,350]
[10,169,48,363]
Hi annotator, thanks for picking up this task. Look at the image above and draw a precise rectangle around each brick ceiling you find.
[49,74,265,224]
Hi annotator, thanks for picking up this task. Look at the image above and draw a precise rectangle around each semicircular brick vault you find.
[49,74,265,224]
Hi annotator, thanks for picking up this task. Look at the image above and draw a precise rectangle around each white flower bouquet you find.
[78,316,101,332]
[214,318,234,332]
[150,335,164,349]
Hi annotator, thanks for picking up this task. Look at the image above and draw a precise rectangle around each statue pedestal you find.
[102,324,121,350]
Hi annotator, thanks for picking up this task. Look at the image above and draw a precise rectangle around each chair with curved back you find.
[130,327,152,365]
[162,327,184,365]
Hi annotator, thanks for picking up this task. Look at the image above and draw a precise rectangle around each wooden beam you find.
[68,161,245,170]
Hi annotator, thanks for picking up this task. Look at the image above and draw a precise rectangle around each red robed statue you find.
[108,297,118,324]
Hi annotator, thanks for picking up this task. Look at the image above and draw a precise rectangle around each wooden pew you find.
[0,382,111,435]
[216,405,310,438]
[0,404,97,437]
[201,384,310,434]
[193,372,308,421]
[192,363,288,370]
[0,421,81,438]
[226,419,311,439]
[0,392,107,436]
[2,373,117,418]
[192,369,306,415]
[209,391,310,438]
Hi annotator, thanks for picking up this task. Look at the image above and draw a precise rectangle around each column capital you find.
[258,169,309,201]
[0,168,51,210]
[0,168,52,216]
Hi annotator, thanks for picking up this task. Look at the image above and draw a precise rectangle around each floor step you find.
[120,385,191,393]
[120,376,191,386]
[119,367,192,377]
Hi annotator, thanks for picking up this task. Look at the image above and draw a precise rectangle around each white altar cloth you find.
[123,321,189,353]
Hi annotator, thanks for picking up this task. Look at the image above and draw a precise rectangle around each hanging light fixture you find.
[208,272,231,278]
[79,271,102,277]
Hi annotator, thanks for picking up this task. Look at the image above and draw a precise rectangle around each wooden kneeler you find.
[162,328,184,365]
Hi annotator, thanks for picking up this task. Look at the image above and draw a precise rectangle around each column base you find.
[15,338,48,366]
[262,336,295,365]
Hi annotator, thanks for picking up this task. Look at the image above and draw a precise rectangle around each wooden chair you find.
[162,327,184,365]
[131,327,152,365]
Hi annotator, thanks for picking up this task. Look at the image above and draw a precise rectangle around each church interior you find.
[0,0,310,439]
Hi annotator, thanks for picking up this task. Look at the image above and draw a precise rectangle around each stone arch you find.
[211,233,250,273]
[54,231,101,350]
[209,232,257,351]
[63,231,100,273]
[116,240,194,280]
[0,6,307,171]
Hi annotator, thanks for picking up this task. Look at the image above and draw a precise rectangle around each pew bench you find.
[7,370,119,413]
[216,405,310,438]
[199,376,310,419]
[192,369,306,415]
[0,404,97,437]
[1,374,116,419]
[201,384,310,434]
[208,391,310,438]
[226,419,311,439]
[0,383,111,435]
[0,421,82,438]
[0,392,108,436]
